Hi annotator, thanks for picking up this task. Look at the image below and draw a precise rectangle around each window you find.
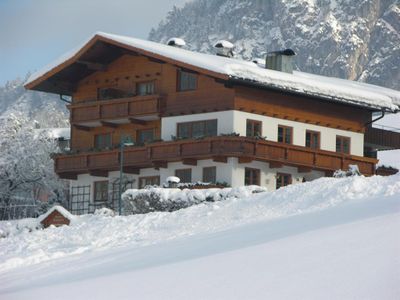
[138,176,160,189]
[177,70,197,91]
[97,87,131,100]
[203,167,216,183]
[94,133,112,149]
[244,168,260,186]
[136,81,155,96]
[246,119,262,137]
[137,129,154,144]
[175,169,192,183]
[336,136,351,154]
[278,125,292,144]
[93,181,108,202]
[177,120,217,139]
[305,130,320,149]
[276,173,292,189]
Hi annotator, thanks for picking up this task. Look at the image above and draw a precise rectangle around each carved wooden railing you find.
[69,94,162,123]
[55,136,378,178]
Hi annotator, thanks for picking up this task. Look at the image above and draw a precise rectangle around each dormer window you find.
[177,70,197,91]
[136,81,155,96]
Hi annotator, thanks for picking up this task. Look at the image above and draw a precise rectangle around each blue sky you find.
[0,0,189,85]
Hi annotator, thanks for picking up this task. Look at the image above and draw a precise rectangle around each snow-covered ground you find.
[1,174,399,299]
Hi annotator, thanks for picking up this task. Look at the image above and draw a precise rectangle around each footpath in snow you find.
[0,174,399,299]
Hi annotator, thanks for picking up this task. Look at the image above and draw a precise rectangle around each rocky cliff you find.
[149,0,400,90]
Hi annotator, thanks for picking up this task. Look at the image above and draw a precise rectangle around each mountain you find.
[0,76,69,128]
[149,0,400,90]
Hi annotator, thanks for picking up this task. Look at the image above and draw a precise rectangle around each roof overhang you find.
[228,76,399,113]
[25,34,228,95]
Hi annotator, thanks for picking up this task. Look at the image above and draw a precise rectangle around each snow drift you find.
[1,174,399,273]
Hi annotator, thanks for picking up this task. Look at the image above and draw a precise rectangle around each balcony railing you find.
[69,94,162,124]
[365,126,400,150]
[54,136,378,179]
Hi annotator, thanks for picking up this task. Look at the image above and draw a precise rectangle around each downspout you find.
[364,110,385,174]
[364,110,385,127]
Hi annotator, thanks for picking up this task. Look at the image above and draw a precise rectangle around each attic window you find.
[97,87,133,100]
[177,70,197,91]
[136,81,155,96]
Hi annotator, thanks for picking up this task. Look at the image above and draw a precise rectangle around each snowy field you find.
[0,174,399,299]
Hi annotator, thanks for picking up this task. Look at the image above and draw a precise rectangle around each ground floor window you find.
[93,181,108,202]
[276,173,292,189]
[202,166,216,183]
[175,169,192,183]
[245,168,260,185]
[139,176,160,188]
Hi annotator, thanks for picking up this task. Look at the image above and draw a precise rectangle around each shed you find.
[39,206,74,228]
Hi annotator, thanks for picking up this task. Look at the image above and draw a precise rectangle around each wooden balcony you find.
[365,125,400,150]
[55,136,378,179]
[69,94,163,126]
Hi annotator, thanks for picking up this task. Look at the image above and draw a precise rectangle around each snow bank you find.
[122,185,266,214]
[1,174,399,273]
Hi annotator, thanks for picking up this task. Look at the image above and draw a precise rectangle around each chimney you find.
[167,37,186,48]
[214,40,234,58]
[265,49,295,73]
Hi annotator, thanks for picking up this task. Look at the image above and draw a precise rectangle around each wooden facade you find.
[25,33,395,183]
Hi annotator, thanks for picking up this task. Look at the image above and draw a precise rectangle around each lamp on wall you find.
[119,135,134,215]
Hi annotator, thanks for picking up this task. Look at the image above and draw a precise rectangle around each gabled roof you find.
[25,32,400,112]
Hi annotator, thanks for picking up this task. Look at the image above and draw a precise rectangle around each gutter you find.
[364,111,385,127]
[59,94,72,104]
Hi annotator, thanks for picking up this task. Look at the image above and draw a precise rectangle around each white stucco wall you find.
[231,111,364,156]
[161,110,364,156]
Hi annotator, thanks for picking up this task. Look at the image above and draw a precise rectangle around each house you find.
[25,32,400,214]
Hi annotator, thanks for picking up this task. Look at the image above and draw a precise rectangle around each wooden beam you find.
[238,157,253,164]
[129,118,148,126]
[152,160,168,169]
[101,121,119,128]
[76,60,107,71]
[182,158,197,166]
[213,156,227,163]
[123,167,140,174]
[147,57,166,64]
[89,170,108,177]
[58,173,78,180]
[269,161,283,169]
[73,124,91,131]
[298,166,312,173]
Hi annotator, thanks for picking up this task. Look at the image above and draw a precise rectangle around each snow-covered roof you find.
[26,32,400,112]
[167,37,186,47]
[214,40,234,49]
[38,205,75,223]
